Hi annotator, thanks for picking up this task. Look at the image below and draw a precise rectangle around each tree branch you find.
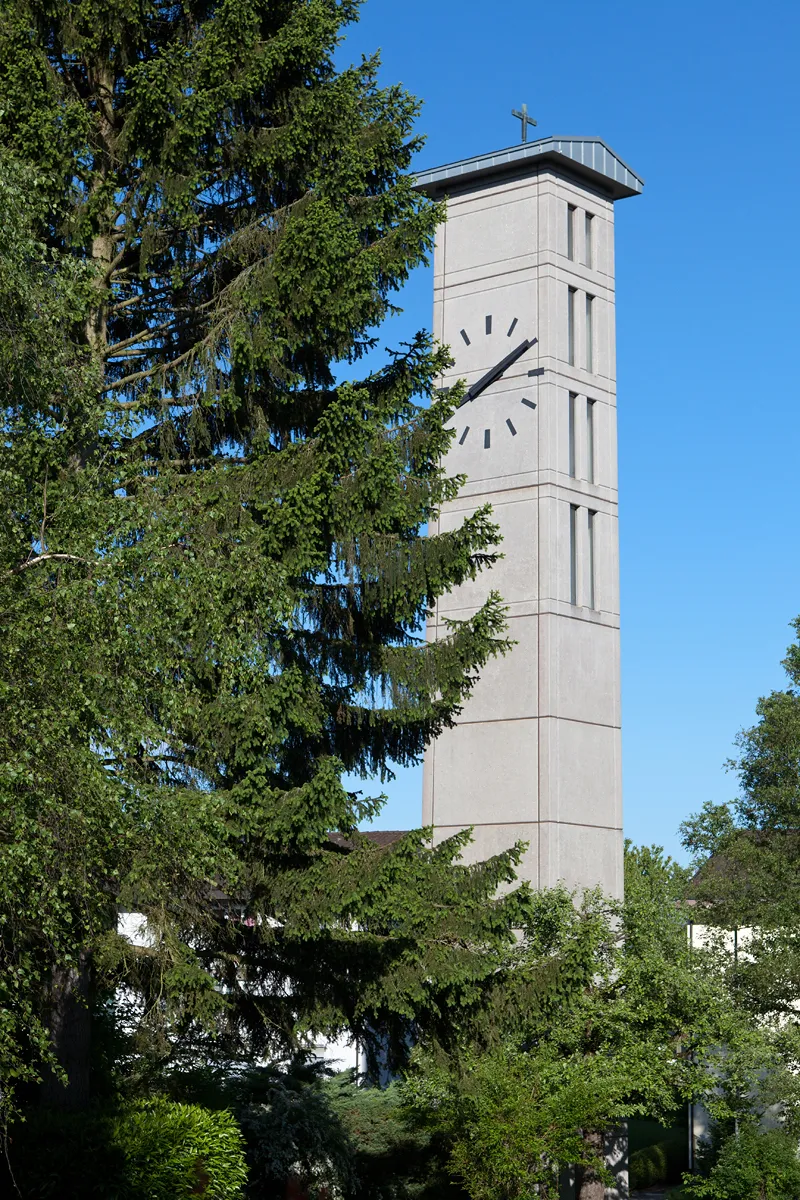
[6,552,92,578]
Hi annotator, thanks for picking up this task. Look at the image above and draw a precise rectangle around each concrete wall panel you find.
[538,820,624,895]
[538,612,620,725]
[538,717,622,829]
[456,614,539,724]
[437,495,538,614]
[428,718,538,827]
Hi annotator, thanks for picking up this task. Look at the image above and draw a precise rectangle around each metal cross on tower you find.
[512,103,537,143]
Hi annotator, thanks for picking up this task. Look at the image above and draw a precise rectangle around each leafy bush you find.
[630,1141,669,1190]
[8,1097,247,1199]
[681,1124,800,1200]
[231,1064,356,1200]
[207,1063,457,1200]
[629,1117,688,1189]
[325,1074,461,1200]
[118,1098,248,1198]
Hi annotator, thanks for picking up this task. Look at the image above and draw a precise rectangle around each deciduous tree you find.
[404,847,775,1200]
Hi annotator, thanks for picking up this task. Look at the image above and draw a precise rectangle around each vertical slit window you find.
[568,392,577,477]
[568,287,576,365]
[569,505,578,605]
[585,294,594,373]
[586,399,595,484]
[588,510,597,610]
[585,212,593,268]
[567,204,575,260]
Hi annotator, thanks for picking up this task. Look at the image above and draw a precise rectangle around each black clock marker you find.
[459,426,470,444]
[521,398,536,409]
[507,317,518,337]
[484,429,491,449]
[460,329,471,345]
[506,419,517,436]
[485,315,492,335]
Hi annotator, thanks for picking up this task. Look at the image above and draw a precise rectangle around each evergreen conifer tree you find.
[0,0,528,1107]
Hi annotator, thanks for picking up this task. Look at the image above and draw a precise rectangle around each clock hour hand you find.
[466,337,537,402]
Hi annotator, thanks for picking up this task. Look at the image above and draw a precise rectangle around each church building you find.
[416,124,643,899]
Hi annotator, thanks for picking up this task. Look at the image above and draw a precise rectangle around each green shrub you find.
[681,1125,800,1200]
[630,1141,669,1190]
[230,1066,457,1200]
[629,1117,689,1190]
[233,1066,357,1200]
[325,1075,461,1200]
[144,1063,461,1200]
[117,1098,248,1199]
[9,1096,248,1199]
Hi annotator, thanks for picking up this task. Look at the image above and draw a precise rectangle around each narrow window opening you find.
[568,392,577,478]
[588,510,597,610]
[567,204,575,260]
[585,294,594,373]
[585,212,593,268]
[569,505,578,605]
[586,399,595,484]
[567,287,576,366]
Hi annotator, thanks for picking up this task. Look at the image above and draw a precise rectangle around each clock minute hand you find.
[466,337,537,402]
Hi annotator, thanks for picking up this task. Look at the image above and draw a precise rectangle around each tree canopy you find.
[681,621,800,1121]
[404,845,781,1200]
[0,0,527,1109]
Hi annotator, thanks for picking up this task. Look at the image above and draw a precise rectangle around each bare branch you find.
[6,552,92,578]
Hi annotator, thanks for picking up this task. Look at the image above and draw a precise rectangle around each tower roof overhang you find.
[413,136,644,201]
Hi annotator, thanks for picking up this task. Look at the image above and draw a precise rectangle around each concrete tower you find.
[418,136,643,898]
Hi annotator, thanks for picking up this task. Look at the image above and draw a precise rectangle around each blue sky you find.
[337,0,800,861]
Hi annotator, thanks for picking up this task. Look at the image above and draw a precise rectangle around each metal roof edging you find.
[413,135,644,201]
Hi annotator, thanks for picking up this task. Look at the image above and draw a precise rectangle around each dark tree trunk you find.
[576,1130,606,1200]
[39,952,92,1110]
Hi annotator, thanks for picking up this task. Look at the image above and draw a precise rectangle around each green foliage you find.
[630,1140,669,1191]
[681,618,800,938]
[228,1063,358,1200]
[160,1061,457,1200]
[629,1118,688,1191]
[0,0,531,1107]
[681,623,800,1132]
[405,1042,613,1200]
[681,1124,800,1200]
[120,1099,248,1200]
[403,848,775,1200]
[8,1097,248,1198]
[325,1074,459,1200]
[0,152,114,1098]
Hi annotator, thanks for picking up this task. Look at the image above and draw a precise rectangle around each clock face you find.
[443,310,538,473]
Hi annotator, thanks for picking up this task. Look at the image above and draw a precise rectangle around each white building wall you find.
[422,164,624,898]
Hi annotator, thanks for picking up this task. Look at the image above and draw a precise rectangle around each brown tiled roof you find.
[327,830,410,852]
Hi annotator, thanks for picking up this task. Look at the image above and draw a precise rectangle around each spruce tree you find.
[0,0,527,1107]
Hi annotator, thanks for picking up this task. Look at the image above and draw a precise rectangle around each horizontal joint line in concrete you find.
[452,714,620,731]
[434,820,624,832]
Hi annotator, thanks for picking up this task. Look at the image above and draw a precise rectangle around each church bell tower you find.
[417,131,643,897]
